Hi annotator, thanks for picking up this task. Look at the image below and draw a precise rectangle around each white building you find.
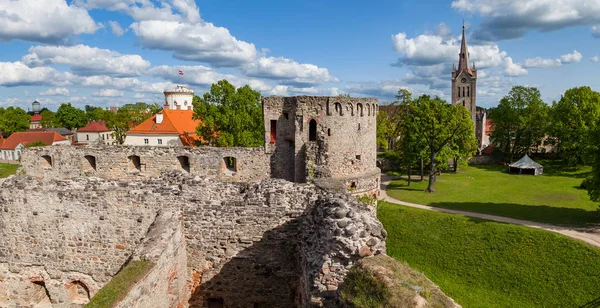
[0,132,70,162]
[164,85,194,110]
[75,121,115,145]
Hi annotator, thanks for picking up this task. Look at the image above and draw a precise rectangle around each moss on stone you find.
[85,259,154,308]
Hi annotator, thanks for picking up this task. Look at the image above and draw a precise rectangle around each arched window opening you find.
[29,281,52,305]
[373,104,377,116]
[357,103,364,117]
[84,155,96,171]
[367,104,371,116]
[128,155,141,172]
[270,120,277,143]
[223,157,237,175]
[328,128,331,136]
[334,102,343,116]
[467,86,470,97]
[463,87,465,97]
[41,155,52,169]
[66,280,90,304]
[177,156,190,173]
[347,103,354,116]
[457,87,461,98]
[463,101,466,107]
[309,119,317,141]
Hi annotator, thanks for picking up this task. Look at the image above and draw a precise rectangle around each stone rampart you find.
[0,173,386,307]
[20,145,271,183]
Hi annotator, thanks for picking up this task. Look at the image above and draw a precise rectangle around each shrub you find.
[580,177,593,189]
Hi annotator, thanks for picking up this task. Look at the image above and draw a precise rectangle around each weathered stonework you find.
[0,172,385,307]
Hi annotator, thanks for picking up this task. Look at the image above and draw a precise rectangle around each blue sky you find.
[0,0,599,111]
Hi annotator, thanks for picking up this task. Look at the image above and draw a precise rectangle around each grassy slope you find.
[0,163,18,178]
[86,260,154,308]
[378,201,600,308]
[386,161,598,227]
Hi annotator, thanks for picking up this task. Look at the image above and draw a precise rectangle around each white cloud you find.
[41,88,70,96]
[130,20,258,67]
[524,57,562,68]
[93,89,124,97]
[594,25,600,38]
[560,50,583,63]
[591,56,600,62]
[0,62,68,87]
[0,0,100,44]
[22,45,151,77]
[452,0,600,40]
[269,85,340,97]
[503,57,528,76]
[345,80,409,98]
[74,0,200,23]
[242,57,338,86]
[108,21,125,36]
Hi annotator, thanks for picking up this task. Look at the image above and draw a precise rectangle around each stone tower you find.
[452,24,477,126]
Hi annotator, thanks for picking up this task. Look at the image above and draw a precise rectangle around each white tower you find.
[164,85,194,110]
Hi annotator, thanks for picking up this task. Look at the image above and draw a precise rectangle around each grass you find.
[386,161,598,227]
[0,163,18,178]
[378,201,600,308]
[85,259,154,308]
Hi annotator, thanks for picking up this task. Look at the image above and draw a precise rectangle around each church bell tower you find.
[452,23,477,125]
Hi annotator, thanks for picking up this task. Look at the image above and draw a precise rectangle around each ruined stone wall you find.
[20,145,271,183]
[0,173,386,307]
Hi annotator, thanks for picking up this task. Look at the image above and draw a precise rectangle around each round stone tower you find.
[263,96,380,196]
[164,85,194,110]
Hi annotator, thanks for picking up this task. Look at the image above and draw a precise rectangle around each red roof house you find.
[76,121,115,145]
[0,132,70,161]
[124,107,201,146]
[78,120,111,133]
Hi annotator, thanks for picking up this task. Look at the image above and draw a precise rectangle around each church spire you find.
[458,22,470,71]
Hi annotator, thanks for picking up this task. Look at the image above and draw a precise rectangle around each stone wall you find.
[20,145,271,183]
[0,172,386,307]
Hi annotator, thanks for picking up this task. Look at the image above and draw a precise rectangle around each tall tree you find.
[410,95,477,192]
[193,80,263,147]
[104,103,161,144]
[489,86,550,163]
[55,103,87,130]
[376,110,395,151]
[550,86,600,165]
[0,107,30,137]
[40,110,58,128]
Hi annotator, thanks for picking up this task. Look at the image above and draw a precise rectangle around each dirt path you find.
[380,175,600,249]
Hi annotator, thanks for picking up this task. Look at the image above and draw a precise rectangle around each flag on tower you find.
[178,70,184,75]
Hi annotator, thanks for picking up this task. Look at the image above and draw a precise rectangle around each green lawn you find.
[386,161,598,227]
[378,201,600,308]
[0,163,18,178]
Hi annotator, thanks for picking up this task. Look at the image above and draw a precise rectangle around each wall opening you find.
[41,155,52,169]
[207,298,224,308]
[358,123,361,131]
[128,155,141,172]
[283,112,289,119]
[328,128,331,136]
[357,103,364,116]
[309,119,317,141]
[29,281,52,306]
[367,104,371,116]
[223,156,237,175]
[356,155,362,160]
[334,102,343,115]
[457,87,461,98]
[177,156,190,173]
[351,182,357,189]
[467,86,470,97]
[270,120,277,143]
[66,280,90,304]
[84,155,97,171]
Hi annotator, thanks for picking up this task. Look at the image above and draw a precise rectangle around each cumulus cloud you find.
[41,88,70,96]
[108,21,125,36]
[452,0,600,41]
[93,89,124,97]
[503,57,528,76]
[74,0,200,23]
[560,50,583,63]
[591,56,600,63]
[130,20,258,68]
[242,57,338,86]
[22,45,151,77]
[0,0,100,44]
[594,25,600,38]
[344,80,409,99]
[0,62,68,87]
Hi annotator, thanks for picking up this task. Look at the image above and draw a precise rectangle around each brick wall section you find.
[0,173,386,307]
[20,145,271,183]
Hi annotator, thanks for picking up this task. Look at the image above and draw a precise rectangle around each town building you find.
[124,85,201,147]
[0,132,70,161]
[28,127,75,144]
[75,120,115,145]
[29,101,42,129]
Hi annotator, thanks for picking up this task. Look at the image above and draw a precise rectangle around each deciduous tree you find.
[55,103,87,130]
[193,80,263,147]
[0,107,30,137]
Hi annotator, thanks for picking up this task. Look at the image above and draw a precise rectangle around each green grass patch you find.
[341,263,391,307]
[86,259,154,308]
[386,162,598,227]
[0,163,18,178]
[378,201,600,308]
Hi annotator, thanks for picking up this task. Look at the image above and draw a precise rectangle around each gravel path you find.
[380,175,600,249]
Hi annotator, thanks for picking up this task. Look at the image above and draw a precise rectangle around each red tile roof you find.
[0,132,67,150]
[31,114,42,122]
[0,137,4,148]
[78,120,111,133]
[127,109,202,145]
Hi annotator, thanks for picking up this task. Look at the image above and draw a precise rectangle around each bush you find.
[580,177,593,189]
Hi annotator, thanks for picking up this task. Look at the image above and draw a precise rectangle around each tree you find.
[376,110,395,150]
[24,141,47,148]
[55,103,87,130]
[40,110,58,128]
[0,107,30,137]
[410,95,477,192]
[193,80,263,147]
[550,86,600,165]
[489,86,550,163]
[105,103,161,144]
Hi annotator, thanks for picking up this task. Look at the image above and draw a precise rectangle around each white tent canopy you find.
[508,154,543,175]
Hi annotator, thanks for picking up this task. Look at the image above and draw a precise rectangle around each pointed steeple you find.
[458,22,470,72]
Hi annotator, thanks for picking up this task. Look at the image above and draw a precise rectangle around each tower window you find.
[177,156,190,173]
[309,119,317,141]
[463,101,466,107]
[270,120,277,143]
[457,87,461,98]
[467,86,470,97]
[463,87,465,97]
